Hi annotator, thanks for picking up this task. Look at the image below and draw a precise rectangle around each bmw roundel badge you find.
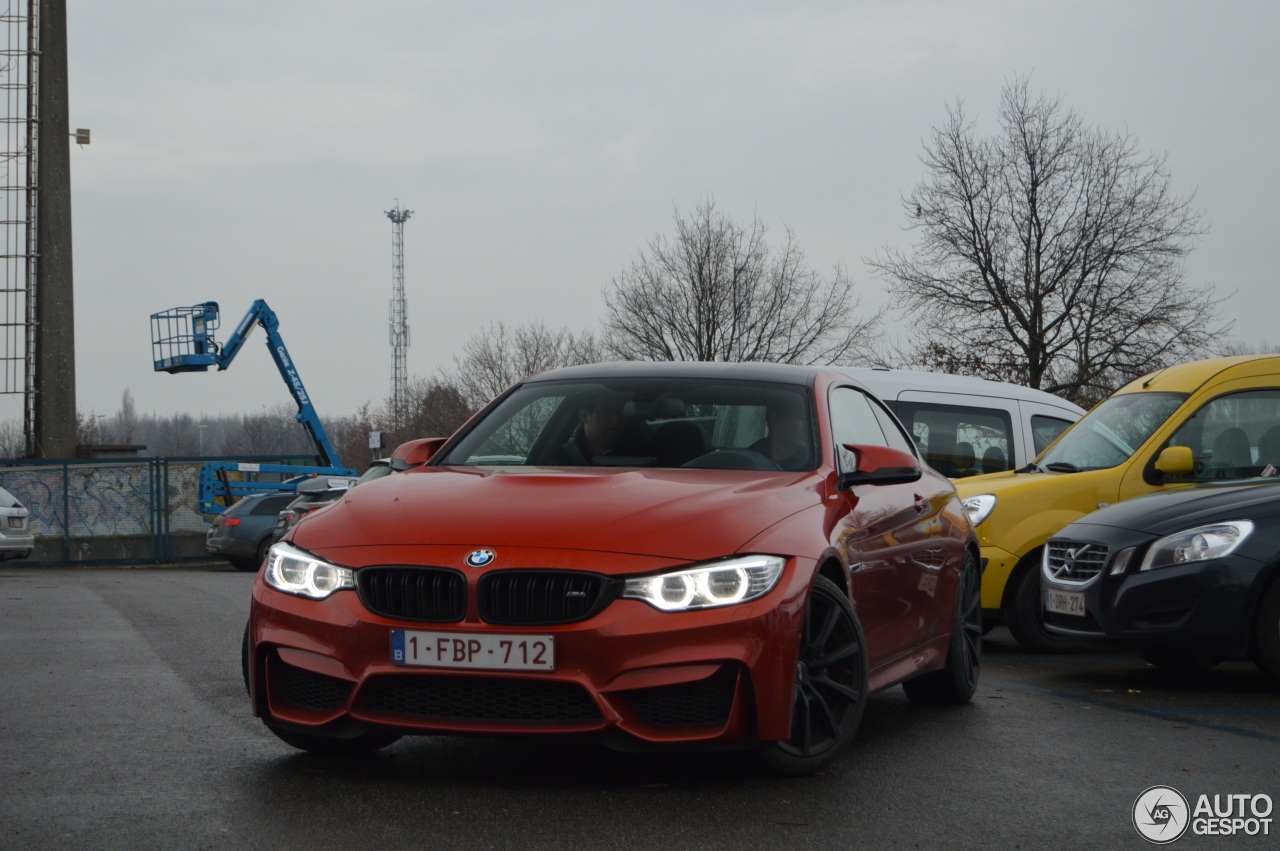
[465,549,496,568]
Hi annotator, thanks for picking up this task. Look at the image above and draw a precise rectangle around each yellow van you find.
[955,355,1280,651]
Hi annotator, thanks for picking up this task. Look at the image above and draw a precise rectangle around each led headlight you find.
[622,555,785,612]
[1138,521,1255,572]
[264,541,356,599]
[961,494,997,526]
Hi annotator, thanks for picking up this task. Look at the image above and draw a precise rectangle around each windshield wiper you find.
[1016,462,1045,473]
[1044,461,1082,473]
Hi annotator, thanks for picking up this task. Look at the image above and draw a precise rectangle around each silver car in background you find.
[0,485,34,560]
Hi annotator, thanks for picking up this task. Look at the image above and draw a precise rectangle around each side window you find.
[1165,390,1280,481]
[460,394,566,464]
[890,402,1015,478]
[1031,415,1073,456]
[252,495,294,515]
[829,387,888,471]
[869,398,918,456]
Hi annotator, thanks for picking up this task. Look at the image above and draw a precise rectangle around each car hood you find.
[291,465,825,561]
[1067,479,1280,535]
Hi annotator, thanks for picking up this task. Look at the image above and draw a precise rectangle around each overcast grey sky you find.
[17,0,1278,423]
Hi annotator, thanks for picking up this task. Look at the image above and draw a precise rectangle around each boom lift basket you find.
[150,302,222,373]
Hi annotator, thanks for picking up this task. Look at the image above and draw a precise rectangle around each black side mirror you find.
[838,443,923,490]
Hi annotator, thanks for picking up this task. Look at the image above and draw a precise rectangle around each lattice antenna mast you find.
[385,202,412,429]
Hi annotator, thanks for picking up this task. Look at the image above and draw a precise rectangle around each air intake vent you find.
[361,675,602,723]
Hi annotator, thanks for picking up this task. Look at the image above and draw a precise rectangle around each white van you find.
[836,367,1085,478]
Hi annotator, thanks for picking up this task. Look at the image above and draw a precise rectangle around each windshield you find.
[439,378,816,472]
[1038,392,1187,471]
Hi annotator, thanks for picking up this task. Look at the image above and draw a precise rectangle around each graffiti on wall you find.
[0,461,208,538]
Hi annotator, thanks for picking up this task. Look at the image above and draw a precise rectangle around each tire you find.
[1003,558,1079,653]
[1254,579,1280,684]
[264,722,402,756]
[244,621,402,755]
[758,576,868,775]
[231,537,272,573]
[241,621,252,695]
[903,553,981,704]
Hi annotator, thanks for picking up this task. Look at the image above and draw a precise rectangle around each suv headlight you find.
[622,555,785,611]
[1138,521,1255,572]
[961,494,997,526]
[264,542,356,599]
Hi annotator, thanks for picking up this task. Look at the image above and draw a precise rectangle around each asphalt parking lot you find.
[2,564,1277,850]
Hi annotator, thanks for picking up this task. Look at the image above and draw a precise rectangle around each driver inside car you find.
[748,396,812,471]
[552,392,651,465]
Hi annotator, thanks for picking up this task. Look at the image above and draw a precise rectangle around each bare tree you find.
[326,403,380,469]
[399,376,475,440]
[219,405,315,458]
[603,198,881,365]
[116,389,138,444]
[147,413,202,456]
[1215,340,1279,357]
[870,76,1230,405]
[0,419,24,458]
[452,320,605,409]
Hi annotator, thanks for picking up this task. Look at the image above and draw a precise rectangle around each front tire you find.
[1004,558,1078,654]
[264,722,402,755]
[904,553,981,704]
[758,576,868,775]
[1252,579,1280,684]
[1140,647,1220,672]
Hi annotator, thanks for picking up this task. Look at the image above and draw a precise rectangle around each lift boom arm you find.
[150,299,354,514]
[212,300,343,469]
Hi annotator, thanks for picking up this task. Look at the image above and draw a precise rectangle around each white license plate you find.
[391,630,555,671]
[1046,588,1087,617]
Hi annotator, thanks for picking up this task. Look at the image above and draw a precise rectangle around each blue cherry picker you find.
[149,299,356,514]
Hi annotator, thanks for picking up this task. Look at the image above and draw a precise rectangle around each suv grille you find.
[357,566,466,622]
[479,570,616,625]
[1044,541,1109,585]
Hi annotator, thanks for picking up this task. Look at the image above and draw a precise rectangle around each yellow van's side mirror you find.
[1155,446,1195,477]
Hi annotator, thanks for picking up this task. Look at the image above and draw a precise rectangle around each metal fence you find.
[0,455,314,565]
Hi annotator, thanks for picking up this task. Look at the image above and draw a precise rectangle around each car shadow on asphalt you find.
[241,686,973,791]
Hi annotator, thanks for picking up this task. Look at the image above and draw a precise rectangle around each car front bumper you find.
[1042,552,1268,661]
[248,557,813,748]
[977,544,1019,612]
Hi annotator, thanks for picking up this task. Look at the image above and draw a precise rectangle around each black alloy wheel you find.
[759,575,867,775]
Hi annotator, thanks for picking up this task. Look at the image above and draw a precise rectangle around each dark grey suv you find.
[206,492,296,571]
